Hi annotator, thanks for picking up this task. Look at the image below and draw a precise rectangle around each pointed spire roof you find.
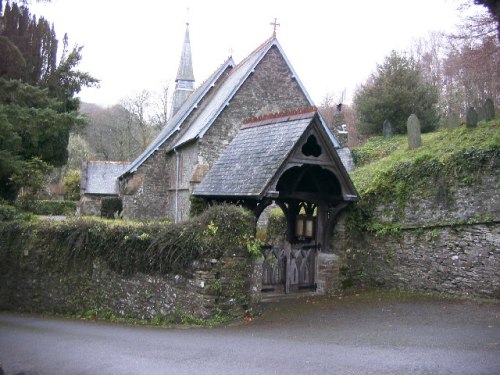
[175,23,195,83]
[171,22,196,117]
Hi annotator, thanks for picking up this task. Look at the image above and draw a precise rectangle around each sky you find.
[29,0,478,108]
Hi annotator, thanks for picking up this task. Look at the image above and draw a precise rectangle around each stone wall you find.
[332,168,500,298]
[121,148,170,221]
[338,223,499,298]
[0,247,260,320]
[80,194,102,216]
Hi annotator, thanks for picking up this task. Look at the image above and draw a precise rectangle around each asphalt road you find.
[1,292,499,375]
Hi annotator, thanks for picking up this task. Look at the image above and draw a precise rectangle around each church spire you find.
[171,22,195,116]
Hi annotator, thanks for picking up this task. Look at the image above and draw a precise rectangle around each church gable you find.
[120,57,235,178]
[114,31,344,221]
[229,45,310,116]
[195,42,313,167]
[169,37,332,152]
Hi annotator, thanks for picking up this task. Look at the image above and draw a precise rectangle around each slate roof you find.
[175,23,195,82]
[194,111,316,198]
[120,57,235,177]
[119,35,339,179]
[83,161,130,195]
[170,36,339,150]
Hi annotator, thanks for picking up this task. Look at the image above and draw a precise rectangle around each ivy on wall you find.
[0,205,255,277]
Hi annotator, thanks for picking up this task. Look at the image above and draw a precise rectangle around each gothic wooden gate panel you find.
[261,245,317,294]
[289,246,316,292]
[261,246,286,293]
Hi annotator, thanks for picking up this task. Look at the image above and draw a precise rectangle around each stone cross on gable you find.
[270,18,280,36]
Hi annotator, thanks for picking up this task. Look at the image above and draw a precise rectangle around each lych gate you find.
[194,108,358,295]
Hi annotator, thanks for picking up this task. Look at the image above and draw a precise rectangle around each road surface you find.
[1,292,499,374]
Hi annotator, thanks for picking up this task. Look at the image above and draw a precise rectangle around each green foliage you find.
[32,200,77,216]
[354,50,439,136]
[0,2,98,102]
[245,235,262,258]
[0,1,97,201]
[351,137,401,167]
[147,205,254,273]
[348,119,499,232]
[0,201,18,221]
[63,169,80,201]
[189,194,209,217]
[1,1,57,84]
[0,205,254,280]
[11,157,53,209]
[0,78,84,200]
[100,197,123,219]
[266,207,286,244]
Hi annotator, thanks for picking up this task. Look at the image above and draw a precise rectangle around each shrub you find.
[266,207,286,244]
[0,202,17,221]
[63,170,81,201]
[101,197,123,219]
[189,195,208,217]
[0,204,255,276]
[33,200,77,216]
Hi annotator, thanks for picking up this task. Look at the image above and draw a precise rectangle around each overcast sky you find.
[29,0,479,108]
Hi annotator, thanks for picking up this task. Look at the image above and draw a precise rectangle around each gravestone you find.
[383,120,392,138]
[407,114,421,149]
[466,107,478,128]
[484,98,495,121]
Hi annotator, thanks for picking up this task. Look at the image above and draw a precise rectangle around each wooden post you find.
[284,242,291,294]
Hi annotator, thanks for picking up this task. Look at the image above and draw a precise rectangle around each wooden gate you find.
[261,244,317,293]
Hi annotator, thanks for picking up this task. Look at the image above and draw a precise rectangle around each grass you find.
[350,119,500,196]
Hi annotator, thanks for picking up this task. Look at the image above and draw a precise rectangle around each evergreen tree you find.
[0,1,98,201]
[354,50,439,135]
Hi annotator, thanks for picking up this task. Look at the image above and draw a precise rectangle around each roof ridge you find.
[191,56,234,93]
[242,106,317,128]
[88,160,131,164]
[231,35,275,72]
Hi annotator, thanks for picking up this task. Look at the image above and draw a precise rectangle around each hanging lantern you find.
[295,215,315,239]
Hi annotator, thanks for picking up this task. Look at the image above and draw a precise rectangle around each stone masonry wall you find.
[339,223,499,298]
[121,147,170,221]
[332,169,500,298]
[0,248,260,320]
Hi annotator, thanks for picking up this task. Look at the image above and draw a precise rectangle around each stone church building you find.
[81,23,356,220]
[80,23,359,295]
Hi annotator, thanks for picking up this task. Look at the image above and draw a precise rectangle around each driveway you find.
[1,291,499,375]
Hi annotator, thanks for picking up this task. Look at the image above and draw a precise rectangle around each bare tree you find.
[319,92,363,148]
[151,83,169,131]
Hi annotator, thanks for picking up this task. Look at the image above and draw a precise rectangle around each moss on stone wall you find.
[0,205,258,321]
[335,119,500,298]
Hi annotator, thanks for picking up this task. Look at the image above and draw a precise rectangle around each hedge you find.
[32,200,77,216]
[0,205,255,276]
